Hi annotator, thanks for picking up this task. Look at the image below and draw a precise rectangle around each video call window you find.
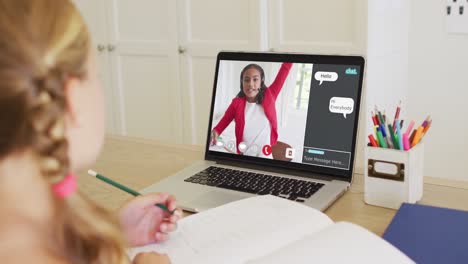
[209,60,361,171]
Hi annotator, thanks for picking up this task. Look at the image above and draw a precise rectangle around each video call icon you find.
[249,144,259,155]
[262,145,272,156]
[285,147,295,159]
[215,136,224,147]
[226,141,236,153]
[238,142,248,153]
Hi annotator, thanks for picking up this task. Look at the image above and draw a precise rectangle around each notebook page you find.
[248,222,415,264]
[128,195,332,264]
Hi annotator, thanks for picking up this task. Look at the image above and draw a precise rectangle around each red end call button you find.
[262,145,272,156]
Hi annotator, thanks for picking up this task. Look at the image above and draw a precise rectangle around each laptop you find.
[142,51,365,212]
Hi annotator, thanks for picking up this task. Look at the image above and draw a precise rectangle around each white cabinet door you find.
[177,0,267,144]
[106,0,183,142]
[73,0,118,134]
[269,0,366,54]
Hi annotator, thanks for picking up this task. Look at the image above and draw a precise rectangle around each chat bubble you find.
[329,97,354,119]
[314,71,338,85]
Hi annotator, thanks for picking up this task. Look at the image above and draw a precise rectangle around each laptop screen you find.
[205,52,364,181]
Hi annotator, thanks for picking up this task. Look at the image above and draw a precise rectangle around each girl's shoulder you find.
[0,212,65,263]
[230,97,246,107]
[232,97,244,103]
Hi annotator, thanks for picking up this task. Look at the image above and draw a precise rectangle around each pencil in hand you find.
[87,170,175,214]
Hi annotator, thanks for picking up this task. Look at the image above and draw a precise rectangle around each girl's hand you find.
[118,193,182,246]
[133,252,170,264]
[210,130,219,146]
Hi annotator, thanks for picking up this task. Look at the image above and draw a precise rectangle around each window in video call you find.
[209,60,361,170]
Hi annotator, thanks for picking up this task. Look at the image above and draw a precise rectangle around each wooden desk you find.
[78,135,468,236]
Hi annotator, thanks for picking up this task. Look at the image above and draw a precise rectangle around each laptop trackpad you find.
[189,191,248,210]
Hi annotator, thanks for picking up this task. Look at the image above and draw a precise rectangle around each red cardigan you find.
[213,62,293,153]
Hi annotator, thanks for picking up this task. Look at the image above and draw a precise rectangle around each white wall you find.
[367,0,410,123]
[366,0,411,180]
[408,0,468,180]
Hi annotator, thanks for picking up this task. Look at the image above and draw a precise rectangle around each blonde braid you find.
[28,71,130,264]
[30,70,69,183]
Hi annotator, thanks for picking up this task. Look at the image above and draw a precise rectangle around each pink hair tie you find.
[52,173,78,198]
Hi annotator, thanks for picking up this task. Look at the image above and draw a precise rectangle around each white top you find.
[243,102,272,159]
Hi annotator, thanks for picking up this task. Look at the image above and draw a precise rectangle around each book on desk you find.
[128,195,413,264]
[383,203,468,264]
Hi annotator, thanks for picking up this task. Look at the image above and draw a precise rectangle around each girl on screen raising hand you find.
[211,62,293,158]
[0,0,181,263]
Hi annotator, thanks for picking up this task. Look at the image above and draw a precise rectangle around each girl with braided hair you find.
[0,0,181,263]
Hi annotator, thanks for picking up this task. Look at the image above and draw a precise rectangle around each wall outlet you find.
[446,0,468,34]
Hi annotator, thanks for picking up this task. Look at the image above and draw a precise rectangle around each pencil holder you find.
[364,142,424,209]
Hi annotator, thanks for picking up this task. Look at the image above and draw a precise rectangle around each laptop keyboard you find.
[184,166,324,202]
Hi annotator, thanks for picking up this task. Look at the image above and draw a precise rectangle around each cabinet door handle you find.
[97,44,106,52]
[107,44,116,52]
[178,46,186,54]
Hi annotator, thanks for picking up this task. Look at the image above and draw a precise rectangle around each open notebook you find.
[128,196,414,264]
